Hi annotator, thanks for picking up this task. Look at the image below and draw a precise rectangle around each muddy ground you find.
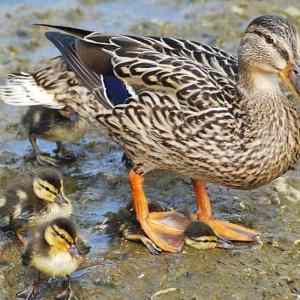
[0,0,300,299]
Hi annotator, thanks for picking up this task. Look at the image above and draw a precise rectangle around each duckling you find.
[21,105,87,167]
[9,56,89,166]
[20,218,84,300]
[184,221,234,250]
[0,168,72,245]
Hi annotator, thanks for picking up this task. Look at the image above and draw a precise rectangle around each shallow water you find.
[1,0,300,299]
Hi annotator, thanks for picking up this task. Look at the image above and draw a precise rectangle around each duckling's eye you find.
[52,225,74,245]
[37,179,58,195]
[41,184,57,194]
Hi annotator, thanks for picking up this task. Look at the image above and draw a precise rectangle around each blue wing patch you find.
[103,75,131,105]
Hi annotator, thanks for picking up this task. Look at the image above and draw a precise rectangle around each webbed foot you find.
[129,170,190,253]
[192,179,260,243]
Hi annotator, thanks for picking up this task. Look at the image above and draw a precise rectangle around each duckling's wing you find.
[22,244,33,266]
[11,209,35,228]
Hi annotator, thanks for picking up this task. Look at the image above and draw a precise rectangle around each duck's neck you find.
[237,63,300,174]
[238,65,285,125]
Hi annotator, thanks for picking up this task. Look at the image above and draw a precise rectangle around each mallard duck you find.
[19,217,84,300]
[8,57,89,166]
[0,167,72,245]
[1,15,300,253]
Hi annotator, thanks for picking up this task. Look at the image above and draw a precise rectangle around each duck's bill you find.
[69,244,81,258]
[280,63,300,98]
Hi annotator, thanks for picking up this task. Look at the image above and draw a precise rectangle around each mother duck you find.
[2,15,300,252]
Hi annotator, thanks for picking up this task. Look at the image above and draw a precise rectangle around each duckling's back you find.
[20,106,85,142]
[0,175,42,228]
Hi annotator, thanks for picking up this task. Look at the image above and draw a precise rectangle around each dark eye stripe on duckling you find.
[251,30,290,62]
[52,225,74,245]
[38,179,58,195]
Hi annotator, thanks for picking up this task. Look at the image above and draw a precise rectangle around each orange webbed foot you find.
[193,179,260,243]
[129,170,191,253]
[195,216,259,242]
[140,211,190,252]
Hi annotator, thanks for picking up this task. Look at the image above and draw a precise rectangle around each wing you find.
[79,34,239,114]
[42,28,239,115]
[83,33,238,80]
[37,24,238,79]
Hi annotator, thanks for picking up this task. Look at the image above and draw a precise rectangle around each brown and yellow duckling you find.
[8,56,89,166]
[19,218,84,300]
[0,167,72,245]
[21,105,87,167]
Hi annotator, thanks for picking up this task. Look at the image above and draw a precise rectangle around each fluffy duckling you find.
[20,218,84,299]
[21,105,87,167]
[0,168,72,245]
[12,56,89,166]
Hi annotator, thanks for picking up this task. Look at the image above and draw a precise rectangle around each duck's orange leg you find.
[129,170,190,252]
[193,180,259,241]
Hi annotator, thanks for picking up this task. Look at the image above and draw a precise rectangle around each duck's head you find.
[238,15,300,96]
[44,218,81,258]
[33,168,70,206]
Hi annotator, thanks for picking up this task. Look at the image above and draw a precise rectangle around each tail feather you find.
[0,73,63,109]
[45,31,112,109]
[35,23,92,38]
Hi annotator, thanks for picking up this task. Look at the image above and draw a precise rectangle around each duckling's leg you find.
[192,180,259,241]
[129,170,190,253]
[16,277,40,300]
[55,277,73,300]
[54,142,76,162]
[29,134,58,167]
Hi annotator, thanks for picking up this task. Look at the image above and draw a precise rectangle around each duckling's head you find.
[238,15,300,96]
[33,168,70,205]
[44,218,81,257]
[28,218,83,277]
[184,221,233,250]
